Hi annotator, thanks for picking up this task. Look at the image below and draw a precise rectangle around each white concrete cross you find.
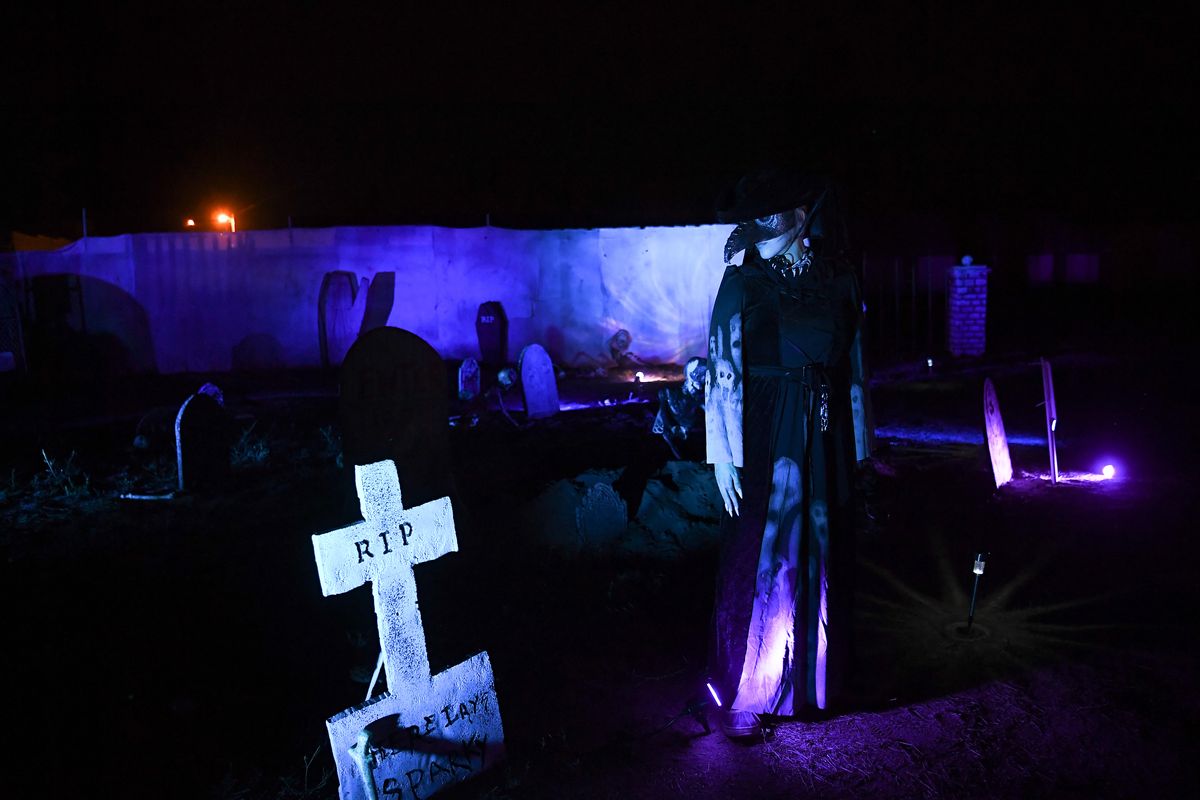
[312,460,504,800]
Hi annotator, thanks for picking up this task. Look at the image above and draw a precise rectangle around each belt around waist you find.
[748,364,828,382]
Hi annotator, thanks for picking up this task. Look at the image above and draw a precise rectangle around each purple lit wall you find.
[5,225,734,373]
[946,260,990,357]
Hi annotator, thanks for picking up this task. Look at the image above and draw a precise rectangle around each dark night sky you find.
[3,3,1195,237]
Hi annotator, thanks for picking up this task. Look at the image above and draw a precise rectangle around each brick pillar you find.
[946,258,990,357]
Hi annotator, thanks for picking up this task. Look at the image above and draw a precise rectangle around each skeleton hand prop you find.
[714,461,742,517]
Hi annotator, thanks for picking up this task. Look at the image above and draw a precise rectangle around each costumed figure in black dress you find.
[705,169,870,739]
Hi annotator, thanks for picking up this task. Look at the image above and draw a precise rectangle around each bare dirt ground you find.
[2,347,1197,799]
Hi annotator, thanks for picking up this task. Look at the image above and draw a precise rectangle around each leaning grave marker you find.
[320,326,503,800]
[983,377,1013,489]
[313,460,504,800]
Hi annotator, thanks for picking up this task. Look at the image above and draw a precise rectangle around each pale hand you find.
[714,462,743,517]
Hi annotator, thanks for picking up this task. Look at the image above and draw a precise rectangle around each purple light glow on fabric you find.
[815,555,828,710]
[10,225,733,373]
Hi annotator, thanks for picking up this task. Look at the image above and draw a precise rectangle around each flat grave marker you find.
[983,377,1013,489]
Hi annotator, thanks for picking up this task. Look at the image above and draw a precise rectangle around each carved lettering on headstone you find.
[313,461,504,800]
[983,378,1013,489]
[518,343,559,419]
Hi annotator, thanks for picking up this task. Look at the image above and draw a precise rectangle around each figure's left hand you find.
[714,462,742,517]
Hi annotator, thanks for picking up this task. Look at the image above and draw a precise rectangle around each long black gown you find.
[705,248,863,715]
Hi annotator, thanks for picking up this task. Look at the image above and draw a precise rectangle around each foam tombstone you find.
[324,328,502,799]
[518,343,559,419]
[175,383,232,492]
[340,327,453,509]
[983,378,1013,488]
[312,461,504,800]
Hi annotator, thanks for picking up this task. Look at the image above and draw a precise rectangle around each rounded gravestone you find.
[518,343,559,420]
[340,327,452,508]
[175,389,233,492]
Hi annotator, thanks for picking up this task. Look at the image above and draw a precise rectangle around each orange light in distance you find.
[214,211,236,233]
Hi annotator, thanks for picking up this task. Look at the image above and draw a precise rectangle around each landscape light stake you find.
[1040,357,1059,484]
[650,695,713,738]
[967,551,987,631]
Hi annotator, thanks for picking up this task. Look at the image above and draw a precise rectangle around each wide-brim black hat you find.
[716,168,827,224]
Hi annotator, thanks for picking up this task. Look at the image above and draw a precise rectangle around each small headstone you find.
[475,302,508,366]
[340,327,452,508]
[458,357,481,401]
[983,378,1012,489]
[175,387,232,492]
[312,461,504,800]
[518,344,559,419]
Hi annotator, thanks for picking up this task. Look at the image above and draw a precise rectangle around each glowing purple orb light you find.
[1102,464,1116,479]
